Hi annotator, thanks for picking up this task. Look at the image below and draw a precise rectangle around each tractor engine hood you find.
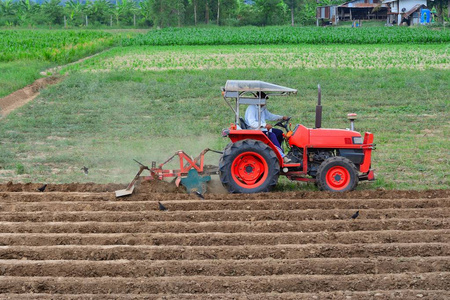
[290,125,364,148]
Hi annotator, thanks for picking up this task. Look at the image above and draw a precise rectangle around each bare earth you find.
[0,182,448,299]
[0,76,61,118]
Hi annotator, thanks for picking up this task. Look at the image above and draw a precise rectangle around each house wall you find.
[390,0,426,13]
[390,0,427,24]
[411,11,421,24]
[317,6,337,19]
[317,0,389,25]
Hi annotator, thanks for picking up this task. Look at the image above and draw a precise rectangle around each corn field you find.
[122,26,450,46]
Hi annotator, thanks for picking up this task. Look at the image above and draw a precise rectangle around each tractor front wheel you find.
[219,139,280,193]
[316,156,359,192]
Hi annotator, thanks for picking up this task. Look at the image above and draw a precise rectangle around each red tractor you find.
[219,80,375,193]
[116,80,375,198]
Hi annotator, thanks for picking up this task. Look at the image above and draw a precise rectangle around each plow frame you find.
[146,149,210,181]
[116,148,219,197]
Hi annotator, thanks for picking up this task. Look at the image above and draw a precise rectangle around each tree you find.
[65,0,86,26]
[112,0,138,26]
[254,0,287,26]
[430,0,448,22]
[152,0,185,27]
[205,0,209,24]
[86,0,113,26]
[284,0,301,26]
[139,0,153,26]
[16,0,39,26]
[41,0,64,25]
[0,0,17,26]
[189,0,198,25]
[0,0,17,17]
[214,0,238,25]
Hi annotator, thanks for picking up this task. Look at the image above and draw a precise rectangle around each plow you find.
[116,80,375,197]
[115,149,220,197]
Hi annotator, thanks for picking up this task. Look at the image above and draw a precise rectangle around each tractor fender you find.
[227,130,283,165]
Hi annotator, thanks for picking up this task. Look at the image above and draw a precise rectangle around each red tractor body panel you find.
[360,132,374,173]
[288,124,375,173]
[289,125,362,148]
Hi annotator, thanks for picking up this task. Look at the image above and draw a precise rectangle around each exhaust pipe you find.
[315,84,322,129]
[347,113,357,131]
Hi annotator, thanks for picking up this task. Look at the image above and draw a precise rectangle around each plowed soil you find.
[0,183,449,299]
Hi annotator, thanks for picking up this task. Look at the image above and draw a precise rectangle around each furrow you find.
[0,272,448,294]
[0,218,446,233]
[0,230,448,246]
[1,290,449,300]
[0,243,448,260]
[0,208,447,222]
[1,198,449,211]
[1,257,448,277]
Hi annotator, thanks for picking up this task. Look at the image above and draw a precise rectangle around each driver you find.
[244,93,290,163]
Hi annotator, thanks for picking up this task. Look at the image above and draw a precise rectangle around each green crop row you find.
[63,44,449,73]
[0,30,115,64]
[122,26,450,46]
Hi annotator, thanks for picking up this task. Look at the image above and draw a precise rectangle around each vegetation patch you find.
[122,26,450,46]
[0,30,115,63]
[0,60,52,97]
[63,44,450,72]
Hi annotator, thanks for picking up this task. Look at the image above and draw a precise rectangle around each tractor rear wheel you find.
[316,156,359,192]
[219,139,280,193]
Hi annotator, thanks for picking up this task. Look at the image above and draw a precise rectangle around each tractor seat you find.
[239,117,249,130]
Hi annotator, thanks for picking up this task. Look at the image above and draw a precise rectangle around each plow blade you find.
[115,185,135,197]
[115,164,148,198]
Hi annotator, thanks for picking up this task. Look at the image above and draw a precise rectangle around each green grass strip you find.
[0,60,52,97]
[0,30,115,64]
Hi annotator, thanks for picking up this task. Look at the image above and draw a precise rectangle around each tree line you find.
[0,0,327,28]
[1,0,447,28]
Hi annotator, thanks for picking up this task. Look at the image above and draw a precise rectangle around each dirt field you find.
[0,182,448,299]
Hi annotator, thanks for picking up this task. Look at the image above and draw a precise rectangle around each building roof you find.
[318,0,387,9]
[403,4,427,18]
[340,0,387,8]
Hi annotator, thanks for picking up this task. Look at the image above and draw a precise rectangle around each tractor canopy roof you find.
[224,80,297,95]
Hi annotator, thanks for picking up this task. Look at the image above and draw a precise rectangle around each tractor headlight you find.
[352,137,363,144]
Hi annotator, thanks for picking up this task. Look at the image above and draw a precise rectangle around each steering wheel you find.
[274,117,291,131]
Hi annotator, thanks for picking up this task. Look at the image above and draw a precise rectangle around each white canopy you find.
[224,80,297,94]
